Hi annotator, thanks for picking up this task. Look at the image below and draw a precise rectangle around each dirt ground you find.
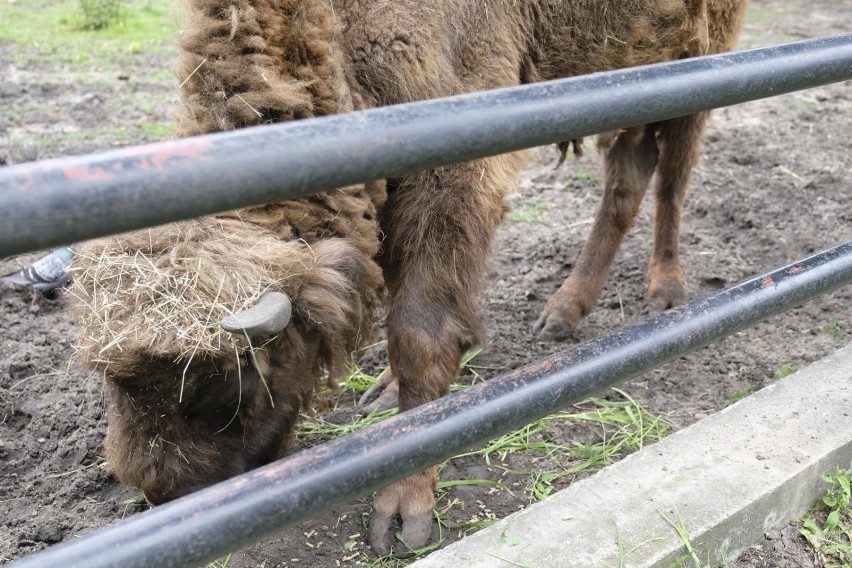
[1,0,851,566]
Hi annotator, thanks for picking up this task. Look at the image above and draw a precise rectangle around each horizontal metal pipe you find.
[14,241,852,568]
[2,35,852,256]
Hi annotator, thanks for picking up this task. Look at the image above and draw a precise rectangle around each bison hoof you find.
[533,314,574,342]
[368,509,433,557]
[357,374,399,415]
[533,296,585,342]
[647,280,685,312]
[368,510,393,556]
[369,471,436,557]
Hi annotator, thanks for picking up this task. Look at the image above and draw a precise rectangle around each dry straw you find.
[67,216,318,377]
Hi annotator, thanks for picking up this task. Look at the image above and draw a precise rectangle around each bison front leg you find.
[647,113,708,310]
[369,155,522,555]
[535,125,660,340]
[370,296,475,554]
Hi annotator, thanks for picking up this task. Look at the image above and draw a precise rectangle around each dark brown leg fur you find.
[535,125,660,340]
[647,112,708,310]
[369,154,524,554]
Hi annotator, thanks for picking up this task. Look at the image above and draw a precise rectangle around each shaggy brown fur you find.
[69,0,391,506]
[69,193,386,500]
[69,0,748,555]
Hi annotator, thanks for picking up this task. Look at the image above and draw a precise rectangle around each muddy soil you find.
[1,1,851,566]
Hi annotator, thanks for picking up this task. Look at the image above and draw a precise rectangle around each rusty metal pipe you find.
[13,241,852,568]
[2,34,852,256]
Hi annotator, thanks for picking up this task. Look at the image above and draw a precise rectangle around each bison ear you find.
[220,291,292,335]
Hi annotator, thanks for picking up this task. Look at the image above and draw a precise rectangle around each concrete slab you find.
[411,343,852,568]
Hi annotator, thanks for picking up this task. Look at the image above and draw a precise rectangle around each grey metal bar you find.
[1,34,852,256]
[13,241,852,568]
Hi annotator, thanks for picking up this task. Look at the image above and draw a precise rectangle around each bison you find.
[68,0,747,555]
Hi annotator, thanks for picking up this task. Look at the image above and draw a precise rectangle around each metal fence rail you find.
[12,241,852,568]
[1,34,851,256]
[7,33,852,567]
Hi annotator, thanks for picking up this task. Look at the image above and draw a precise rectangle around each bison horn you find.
[220,291,292,335]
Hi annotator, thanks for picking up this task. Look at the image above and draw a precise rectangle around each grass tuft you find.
[777,361,800,379]
[453,388,673,501]
[800,467,852,565]
[0,0,179,66]
[660,509,702,568]
[819,312,844,339]
[507,201,546,223]
[295,356,674,566]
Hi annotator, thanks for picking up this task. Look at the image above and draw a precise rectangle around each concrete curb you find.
[411,343,852,568]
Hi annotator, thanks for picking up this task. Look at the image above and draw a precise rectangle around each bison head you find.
[69,208,383,504]
[103,292,308,504]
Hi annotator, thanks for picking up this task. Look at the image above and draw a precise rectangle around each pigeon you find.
[1,246,73,301]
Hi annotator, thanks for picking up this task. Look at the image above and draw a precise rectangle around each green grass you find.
[800,467,852,567]
[602,523,666,568]
[338,362,386,395]
[507,201,546,223]
[720,387,752,408]
[779,94,816,111]
[573,167,595,182]
[777,361,801,379]
[9,122,175,150]
[744,3,786,25]
[565,166,597,192]
[660,509,703,568]
[738,3,799,49]
[0,0,179,66]
[296,348,492,440]
[466,389,673,502]
[294,406,398,441]
[313,360,672,506]
[453,347,500,389]
[820,312,845,339]
[298,356,673,565]
[207,554,232,568]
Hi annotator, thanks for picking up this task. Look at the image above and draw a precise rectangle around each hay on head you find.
[67,216,322,378]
